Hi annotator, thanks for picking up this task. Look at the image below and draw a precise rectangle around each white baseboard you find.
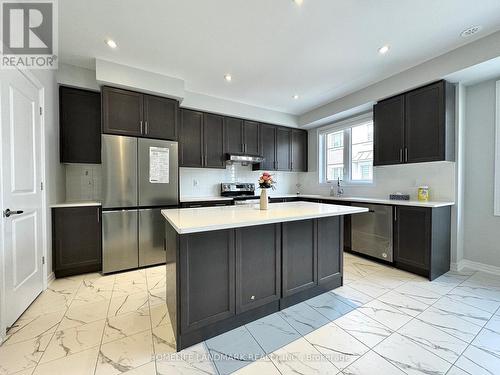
[452,259,500,275]
[47,272,55,285]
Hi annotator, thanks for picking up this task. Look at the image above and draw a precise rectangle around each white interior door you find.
[0,69,44,329]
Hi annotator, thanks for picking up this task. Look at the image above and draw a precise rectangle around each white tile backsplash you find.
[299,161,455,201]
[64,164,102,201]
[180,165,301,198]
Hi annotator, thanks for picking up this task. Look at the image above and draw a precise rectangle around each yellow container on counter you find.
[417,186,430,202]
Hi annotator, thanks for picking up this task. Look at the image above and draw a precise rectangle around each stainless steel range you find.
[220,183,260,205]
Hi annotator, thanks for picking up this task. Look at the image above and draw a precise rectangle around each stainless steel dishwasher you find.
[351,203,393,261]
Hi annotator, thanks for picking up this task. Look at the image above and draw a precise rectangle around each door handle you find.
[399,149,403,163]
[140,120,143,134]
[3,209,24,218]
[405,147,408,162]
[145,121,149,134]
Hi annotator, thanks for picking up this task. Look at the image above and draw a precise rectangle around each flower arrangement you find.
[258,172,276,190]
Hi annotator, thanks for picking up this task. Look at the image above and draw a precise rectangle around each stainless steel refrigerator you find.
[101,135,178,273]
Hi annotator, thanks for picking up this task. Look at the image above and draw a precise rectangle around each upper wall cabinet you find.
[179,110,225,169]
[291,129,308,172]
[373,80,455,166]
[276,127,292,171]
[59,86,101,164]
[102,86,178,140]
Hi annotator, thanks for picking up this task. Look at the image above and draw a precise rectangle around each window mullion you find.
[344,129,350,182]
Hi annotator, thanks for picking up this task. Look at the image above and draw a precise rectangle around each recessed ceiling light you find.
[293,0,304,5]
[293,94,299,100]
[105,39,117,49]
[461,25,482,38]
[378,45,390,55]
[224,74,232,82]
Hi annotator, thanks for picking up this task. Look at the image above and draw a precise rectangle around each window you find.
[320,115,373,184]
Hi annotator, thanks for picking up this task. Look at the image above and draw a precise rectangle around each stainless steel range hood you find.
[225,153,264,165]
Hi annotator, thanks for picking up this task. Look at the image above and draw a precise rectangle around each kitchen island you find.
[161,201,368,350]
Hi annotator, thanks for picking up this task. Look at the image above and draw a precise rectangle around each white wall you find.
[299,30,500,128]
[180,165,301,198]
[301,127,456,201]
[32,69,65,280]
[463,77,500,268]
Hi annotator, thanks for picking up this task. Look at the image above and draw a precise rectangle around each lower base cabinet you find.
[394,205,451,280]
[168,217,344,350]
[52,206,102,278]
[236,224,281,313]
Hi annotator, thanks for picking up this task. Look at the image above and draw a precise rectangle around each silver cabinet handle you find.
[97,209,100,223]
[145,121,149,134]
[405,147,408,162]
[399,149,403,163]
[140,120,143,134]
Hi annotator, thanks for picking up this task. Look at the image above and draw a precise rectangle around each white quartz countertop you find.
[162,201,368,234]
[180,194,454,208]
[51,201,102,208]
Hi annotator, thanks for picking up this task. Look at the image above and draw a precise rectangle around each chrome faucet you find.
[336,177,344,197]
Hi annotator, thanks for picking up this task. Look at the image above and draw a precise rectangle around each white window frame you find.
[494,80,500,216]
[318,112,374,185]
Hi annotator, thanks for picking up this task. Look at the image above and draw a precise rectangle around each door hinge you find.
[39,107,43,116]
[42,256,45,265]
[40,182,44,191]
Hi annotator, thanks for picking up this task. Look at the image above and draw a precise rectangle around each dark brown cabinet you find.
[258,123,277,170]
[59,86,101,164]
[180,230,235,333]
[52,206,102,277]
[102,86,178,140]
[179,109,204,167]
[143,94,178,140]
[373,95,405,166]
[203,113,225,168]
[394,205,451,280]
[179,110,225,168]
[373,80,455,166]
[282,220,317,297]
[276,127,292,171]
[243,120,260,155]
[224,117,244,154]
[291,129,308,172]
[236,224,281,313]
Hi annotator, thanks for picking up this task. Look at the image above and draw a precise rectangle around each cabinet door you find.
[373,95,405,166]
[258,124,276,170]
[405,81,445,163]
[236,224,280,313]
[143,94,178,140]
[204,113,225,168]
[317,216,342,285]
[243,120,260,155]
[59,87,101,164]
[52,207,101,277]
[102,87,143,136]
[224,117,244,154]
[276,127,291,171]
[291,129,307,171]
[179,109,204,167]
[180,230,235,332]
[282,220,317,296]
[394,206,430,275]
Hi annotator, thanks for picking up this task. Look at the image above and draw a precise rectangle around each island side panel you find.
[317,216,343,288]
[165,221,180,340]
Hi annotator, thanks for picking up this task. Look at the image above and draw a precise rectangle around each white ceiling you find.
[59,0,500,115]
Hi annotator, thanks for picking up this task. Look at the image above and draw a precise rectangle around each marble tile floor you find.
[2,253,500,375]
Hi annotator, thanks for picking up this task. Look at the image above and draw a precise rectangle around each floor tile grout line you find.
[240,324,284,375]
[342,264,481,371]
[443,296,500,375]
[145,268,159,375]
[91,274,115,375]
